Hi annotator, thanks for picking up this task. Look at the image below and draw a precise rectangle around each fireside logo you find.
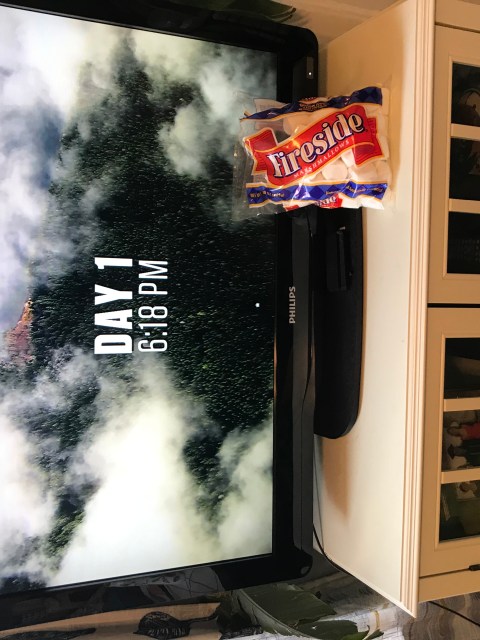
[244,105,383,188]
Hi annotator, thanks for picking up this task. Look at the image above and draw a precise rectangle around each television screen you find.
[0,0,317,623]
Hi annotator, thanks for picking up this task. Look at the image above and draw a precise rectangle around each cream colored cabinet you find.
[418,18,480,601]
[315,0,480,617]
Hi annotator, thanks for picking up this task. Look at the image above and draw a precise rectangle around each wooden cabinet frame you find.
[428,26,480,303]
[421,308,480,577]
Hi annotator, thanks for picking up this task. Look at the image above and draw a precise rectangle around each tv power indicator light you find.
[306,57,314,79]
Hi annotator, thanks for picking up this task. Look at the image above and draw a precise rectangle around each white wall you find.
[287,0,399,43]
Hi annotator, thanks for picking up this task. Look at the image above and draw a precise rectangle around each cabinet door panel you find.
[421,308,480,575]
[429,27,480,303]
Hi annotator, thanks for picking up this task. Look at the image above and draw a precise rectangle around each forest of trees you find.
[3,35,276,579]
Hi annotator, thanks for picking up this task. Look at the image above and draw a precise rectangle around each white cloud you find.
[197,50,276,128]
[0,411,56,581]
[155,45,276,178]
[65,362,215,579]
[0,344,273,591]
[0,81,58,333]
[5,6,124,118]
[0,6,123,337]
[158,103,213,177]
[134,31,213,83]
[217,422,273,558]
[0,348,100,585]
[50,358,273,587]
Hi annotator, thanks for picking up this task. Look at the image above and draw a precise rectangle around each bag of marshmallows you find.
[240,86,391,211]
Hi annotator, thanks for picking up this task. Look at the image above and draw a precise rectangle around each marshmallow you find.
[322,158,349,182]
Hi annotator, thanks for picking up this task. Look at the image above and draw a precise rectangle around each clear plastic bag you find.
[238,86,391,212]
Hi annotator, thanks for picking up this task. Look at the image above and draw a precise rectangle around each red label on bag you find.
[244,105,383,188]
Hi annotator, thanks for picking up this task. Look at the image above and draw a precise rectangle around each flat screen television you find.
[0,0,318,629]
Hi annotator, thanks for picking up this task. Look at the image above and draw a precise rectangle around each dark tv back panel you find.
[310,207,363,439]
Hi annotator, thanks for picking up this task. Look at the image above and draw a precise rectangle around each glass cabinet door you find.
[429,27,480,303]
[421,308,480,577]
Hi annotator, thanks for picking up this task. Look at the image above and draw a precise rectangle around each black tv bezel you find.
[0,0,318,628]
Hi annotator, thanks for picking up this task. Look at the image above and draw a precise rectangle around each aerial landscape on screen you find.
[0,5,276,595]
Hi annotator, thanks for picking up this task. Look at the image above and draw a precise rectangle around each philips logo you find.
[289,286,296,324]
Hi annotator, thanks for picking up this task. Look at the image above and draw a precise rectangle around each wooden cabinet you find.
[315,0,480,617]
[419,17,480,601]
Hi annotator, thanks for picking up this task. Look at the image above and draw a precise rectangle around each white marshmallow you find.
[322,158,349,181]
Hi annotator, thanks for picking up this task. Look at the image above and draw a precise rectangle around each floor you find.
[303,570,480,639]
